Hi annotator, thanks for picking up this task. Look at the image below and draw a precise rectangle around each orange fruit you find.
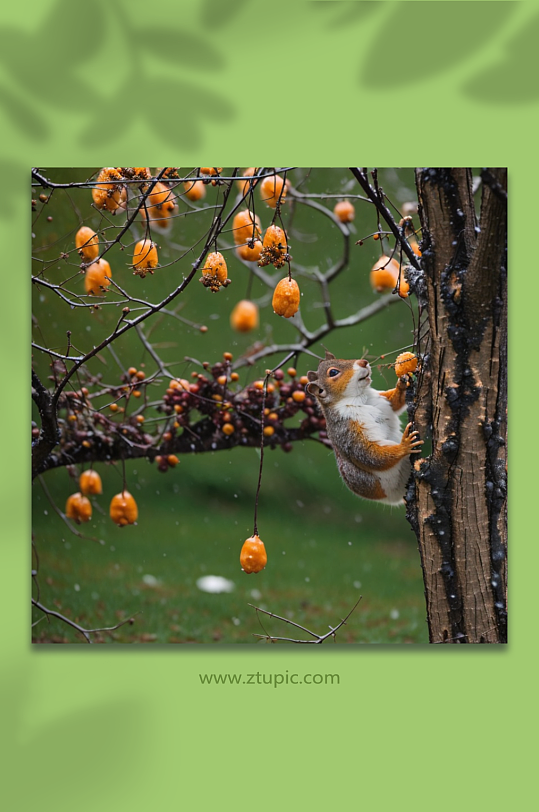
[109,491,138,526]
[394,352,418,376]
[232,210,262,245]
[200,167,222,176]
[260,174,288,208]
[183,180,206,201]
[133,239,158,277]
[409,238,422,257]
[140,205,174,230]
[263,224,287,250]
[200,251,229,292]
[75,226,99,261]
[240,534,267,573]
[230,299,259,332]
[92,168,126,213]
[272,277,300,318]
[84,259,112,295]
[236,239,263,262]
[79,469,102,496]
[237,167,258,196]
[369,256,400,293]
[259,224,288,268]
[333,200,355,223]
[65,492,92,523]
[156,167,179,180]
[398,272,410,298]
[147,181,175,211]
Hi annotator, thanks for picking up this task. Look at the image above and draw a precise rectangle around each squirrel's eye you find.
[328,368,340,378]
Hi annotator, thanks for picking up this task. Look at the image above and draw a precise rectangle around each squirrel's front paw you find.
[397,374,412,389]
[401,422,423,454]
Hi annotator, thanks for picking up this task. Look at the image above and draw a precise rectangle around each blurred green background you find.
[32,167,427,643]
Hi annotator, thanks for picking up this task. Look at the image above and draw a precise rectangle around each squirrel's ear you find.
[324,350,336,361]
[307,370,318,382]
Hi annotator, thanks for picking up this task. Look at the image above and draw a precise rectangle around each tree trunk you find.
[409,168,507,644]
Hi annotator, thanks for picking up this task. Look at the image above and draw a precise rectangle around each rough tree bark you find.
[408,168,507,644]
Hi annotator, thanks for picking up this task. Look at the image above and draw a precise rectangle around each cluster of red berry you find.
[158,354,326,459]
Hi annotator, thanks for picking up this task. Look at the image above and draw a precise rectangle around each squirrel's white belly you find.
[335,394,409,505]
[335,396,403,445]
[376,460,411,505]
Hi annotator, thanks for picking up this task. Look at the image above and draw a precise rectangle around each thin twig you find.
[31,599,140,644]
[248,597,362,644]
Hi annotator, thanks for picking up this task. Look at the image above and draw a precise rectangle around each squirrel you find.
[306,351,422,506]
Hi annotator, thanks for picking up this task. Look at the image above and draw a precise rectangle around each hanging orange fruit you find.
[259,225,288,268]
[110,491,138,526]
[92,168,127,213]
[200,167,222,176]
[230,300,259,332]
[65,492,92,523]
[272,276,300,318]
[394,352,418,376]
[397,270,410,298]
[369,256,400,293]
[237,167,258,196]
[236,239,263,263]
[260,174,288,208]
[156,167,179,180]
[200,251,230,292]
[240,535,267,574]
[132,239,158,277]
[333,200,355,223]
[79,469,103,495]
[232,210,262,245]
[140,205,174,230]
[84,259,112,295]
[183,180,206,201]
[147,181,175,211]
[75,226,99,261]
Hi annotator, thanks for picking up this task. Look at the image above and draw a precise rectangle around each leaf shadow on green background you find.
[139,27,225,71]
[0,86,49,139]
[141,78,233,148]
[4,665,150,809]
[463,9,539,103]
[310,0,381,29]
[0,161,26,217]
[199,0,251,28]
[0,0,103,111]
[0,0,237,159]
[359,1,516,88]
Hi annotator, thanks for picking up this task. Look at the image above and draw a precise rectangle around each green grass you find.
[32,446,428,644]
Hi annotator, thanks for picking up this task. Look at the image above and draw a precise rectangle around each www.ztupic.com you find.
[199,672,340,687]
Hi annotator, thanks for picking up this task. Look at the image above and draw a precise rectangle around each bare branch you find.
[31,599,139,644]
[349,168,422,270]
[249,597,362,644]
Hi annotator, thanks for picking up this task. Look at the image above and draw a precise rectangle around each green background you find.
[3,0,531,809]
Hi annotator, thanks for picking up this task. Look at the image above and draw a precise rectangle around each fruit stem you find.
[252,375,270,536]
